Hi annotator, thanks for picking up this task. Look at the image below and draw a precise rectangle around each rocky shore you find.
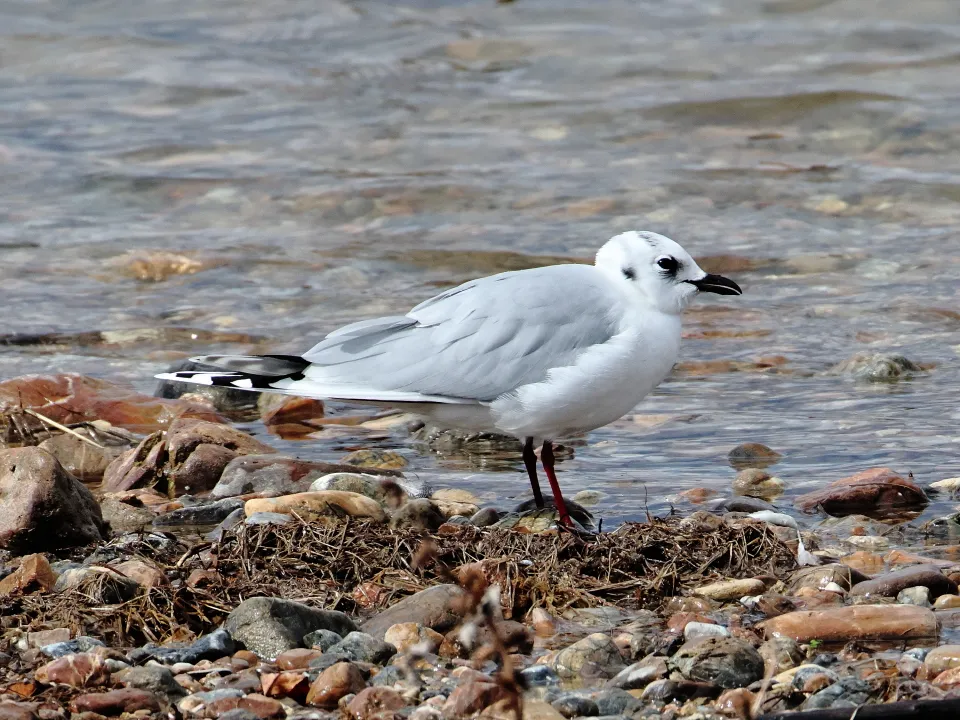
[1,372,960,719]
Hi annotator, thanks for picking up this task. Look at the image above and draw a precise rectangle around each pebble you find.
[383,622,444,653]
[693,578,765,601]
[923,645,960,675]
[153,498,245,527]
[115,664,187,698]
[326,632,397,664]
[727,443,782,469]
[360,585,466,640]
[758,637,804,675]
[304,628,343,651]
[550,693,598,718]
[684,622,730,642]
[802,675,872,709]
[132,628,234,665]
[244,491,387,522]
[224,597,357,660]
[897,586,932,607]
[345,687,406,720]
[305,661,366,708]
[72,688,162,715]
[340,449,408,470]
[795,467,928,515]
[41,636,106,659]
[553,633,625,679]
[669,637,764,689]
[732,469,784,498]
[850,564,957,599]
[760,604,939,642]
[35,652,111,688]
[520,665,561,688]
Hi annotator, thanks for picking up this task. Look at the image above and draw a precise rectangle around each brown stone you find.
[167,443,238,494]
[850,564,958,599]
[760,604,939,642]
[35,653,110,688]
[383,622,444,654]
[361,585,466,639]
[0,448,106,553]
[0,554,58,596]
[933,666,960,691]
[924,645,960,675]
[306,661,366,708]
[0,373,224,434]
[261,670,311,703]
[715,688,755,720]
[787,564,870,593]
[275,648,324,670]
[667,613,713,633]
[261,396,326,436]
[345,687,406,720]
[72,688,161,715]
[244,491,386,522]
[204,693,285,719]
[112,559,166,588]
[37,433,118,482]
[0,701,40,720]
[794,467,928,515]
[443,680,508,717]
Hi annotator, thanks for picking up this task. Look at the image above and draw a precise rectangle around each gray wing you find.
[300,264,622,402]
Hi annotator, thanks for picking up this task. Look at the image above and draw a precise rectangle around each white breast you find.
[490,309,681,440]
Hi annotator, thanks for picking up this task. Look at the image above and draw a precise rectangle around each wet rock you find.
[0,448,107,553]
[326,632,396,664]
[669,637,764,689]
[760,604,939,642]
[112,558,166,588]
[389,499,446,530]
[38,432,123,482]
[0,373,224,434]
[41,637,105,659]
[383,623,443,653]
[339,449,407,470]
[553,633,624,680]
[361,585,466,639]
[693,578,765,601]
[732,469,784,498]
[153,497,244,527]
[261,670,311,703]
[71,688,161,715]
[759,637,804,675]
[521,665,561,688]
[35,652,110,688]
[828,353,923,382]
[470,508,502,527]
[244,491,386,522]
[850,564,957,599]
[593,688,643,716]
[550,693,598,718]
[306,661,367,708]
[641,679,721,702]
[304,628,343,651]
[345,687,406,720]
[260,396,326,436]
[224,597,357,659]
[788,564,869,593]
[114,664,186,698]
[204,693,286,719]
[708,496,776,514]
[0,554,58,596]
[795,467,928,516]
[103,418,275,496]
[178,688,244,715]
[275,648,324,669]
[899,586,933,607]
[243,511,292,527]
[605,658,666,691]
[727,443,782,470]
[212,456,400,500]
[443,678,507,716]
[932,667,960,691]
[99,496,157,532]
[0,701,40,720]
[715,688,756,719]
[133,629,234,665]
[802,675,873,709]
[310,473,395,503]
[924,645,960,675]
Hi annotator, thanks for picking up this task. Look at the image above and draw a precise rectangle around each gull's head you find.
[595,230,742,314]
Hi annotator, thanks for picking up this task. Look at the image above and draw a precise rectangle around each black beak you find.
[687,274,742,296]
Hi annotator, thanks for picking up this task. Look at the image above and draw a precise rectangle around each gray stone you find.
[224,597,357,660]
[244,511,293,527]
[115,664,187,698]
[605,660,665,691]
[828,353,922,382]
[152,498,244,527]
[554,633,624,680]
[851,564,957,599]
[100,496,157,533]
[520,665,560,688]
[802,676,873,709]
[211,455,398,499]
[551,693,599,718]
[759,637,804,675]
[40,636,106,658]
[134,628,234,665]
[326,631,396,664]
[177,688,244,715]
[389,499,445,531]
[370,665,406,687]
[898,586,933,607]
[205,508,245,542]
[469,508,502,527]
[669,637,764,689]
[592,688,644,716]
[304,628,343,651]
[791,665,839,691]
[361,585,465,640]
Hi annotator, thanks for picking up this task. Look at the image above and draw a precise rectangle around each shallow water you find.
[1,0,958,531]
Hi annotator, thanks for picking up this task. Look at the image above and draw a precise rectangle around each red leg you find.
[541,441,573,528]
[522,437,545,508]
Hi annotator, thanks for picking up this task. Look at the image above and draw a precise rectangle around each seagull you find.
[156,230,741,527]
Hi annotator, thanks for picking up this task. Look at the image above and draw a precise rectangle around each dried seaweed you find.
[1,514,796,648]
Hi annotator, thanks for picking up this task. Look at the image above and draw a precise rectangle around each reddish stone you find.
[0,701,40,720]
[204,693,285,719]
[0,554,58,597]
[794,467,927,515]
[0,373,224,434]
[345,687,406,720]
[306,661,366,708]
[72,688,161,715]
[442,680,508,716]
[261,671,311,703]
[275,648,324,670]
[35,653,110,688]
[667,612,713,633]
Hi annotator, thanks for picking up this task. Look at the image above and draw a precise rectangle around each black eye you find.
[656,256,679,274]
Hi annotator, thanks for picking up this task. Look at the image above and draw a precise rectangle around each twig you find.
[22,408,105,449]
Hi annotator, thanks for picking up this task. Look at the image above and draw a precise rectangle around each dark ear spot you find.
[622,266,636,280]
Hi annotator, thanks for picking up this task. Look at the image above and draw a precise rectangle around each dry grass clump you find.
[1,514,795,647]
